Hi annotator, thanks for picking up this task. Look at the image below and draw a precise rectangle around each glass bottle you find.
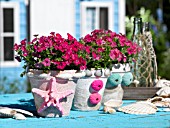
[142,22,157,86]
[131,18,143,46]
[131,18,152,87]
[131,18,143,86]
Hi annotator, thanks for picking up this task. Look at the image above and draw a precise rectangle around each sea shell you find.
[118,101,157,115]
[0,107,16,118]
[13,108,34,117]
[56,73,73,79]
[104,69,111,77]
[148,96,170,108]
[85,69,92,77]
[38,73,51,78]
[73,71,86,78]
[156,86,170,96]
[155,79,170,87]
[13,113,26,120]
[104,99,123,109]
[94,69,102,77]
[103,106,116,114]
[26,72,34,77]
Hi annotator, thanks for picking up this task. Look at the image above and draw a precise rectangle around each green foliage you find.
[126,7,169,79]
[161,48,170,79]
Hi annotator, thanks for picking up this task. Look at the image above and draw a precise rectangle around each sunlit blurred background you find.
[0,0,169,94]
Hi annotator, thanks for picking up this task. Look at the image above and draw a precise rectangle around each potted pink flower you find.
[80,29,141,71]
[72,29,142,111]
[14,32,87,77]
[14,32,87,117]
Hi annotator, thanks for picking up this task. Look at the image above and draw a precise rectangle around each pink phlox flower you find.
[96,39,103,46]
[109,48,122,61]
[127,43,141,55]
[85,46,91,54]
[42,58,51,67]
[23,51,28,57]
[56,61,66,70]
[55,33,62,39]
[50,32,55,35]
[74,59,80,66]
[13,43,19,51]
[31,38,37,43]
[91,29,104,35]
[80,65,86,70]
[110,42,117,47]
[122,55,127,62]
[110,32,117,38]
[97,47,105,52]
[67,33,76,41]
[118,35,127,46]
[61,41,68,49]
[62,54,70,60]
[117,54,123,62]
[21,45,26,52]
[71,54,78,61]
[84,34,92,42]
[21,39,26,45]
[92,52,101,60]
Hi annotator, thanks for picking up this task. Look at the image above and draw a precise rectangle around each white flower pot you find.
[27,70,77,117]
[72,69,108,111]
[102,63,132,104]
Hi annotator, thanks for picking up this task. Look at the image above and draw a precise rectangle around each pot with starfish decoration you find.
[27,70,78,117]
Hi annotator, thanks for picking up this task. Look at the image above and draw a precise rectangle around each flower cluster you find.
[80,29,142,69]
[14,32,87,76]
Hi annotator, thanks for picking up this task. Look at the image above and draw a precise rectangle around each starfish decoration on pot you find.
[32,77,74,115]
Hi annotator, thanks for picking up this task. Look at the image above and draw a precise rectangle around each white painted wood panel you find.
[30,0,75,39]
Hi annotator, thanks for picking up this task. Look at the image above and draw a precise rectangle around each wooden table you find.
[0,93,170,128]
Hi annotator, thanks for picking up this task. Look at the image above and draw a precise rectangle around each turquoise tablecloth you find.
[0,93,170,128]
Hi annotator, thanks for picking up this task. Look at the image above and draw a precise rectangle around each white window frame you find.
[118,0,125,34]
[0,2,20,67]
[80,1,113,37]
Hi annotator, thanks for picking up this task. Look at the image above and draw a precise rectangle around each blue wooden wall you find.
[0,0,27,94]
[75,0,119,39]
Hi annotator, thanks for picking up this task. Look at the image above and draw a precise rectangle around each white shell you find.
[85,69,92,77]
[73,72,86,78]
[56,73,73,79]
[38,73,50,78]
[103,106,116,114]
[104,69,111,76]
[156,86,170,96]
[148,96,170,108]
[13,113,26,120]
[155,79,170,87]
[104,99,123,108]
[118,101,157,115]
[94,69,102,77]
[13,108,34,117]
[0,107,16,118]
[26,72,34,77]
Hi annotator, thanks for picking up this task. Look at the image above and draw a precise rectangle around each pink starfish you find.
[32,77,74,115]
